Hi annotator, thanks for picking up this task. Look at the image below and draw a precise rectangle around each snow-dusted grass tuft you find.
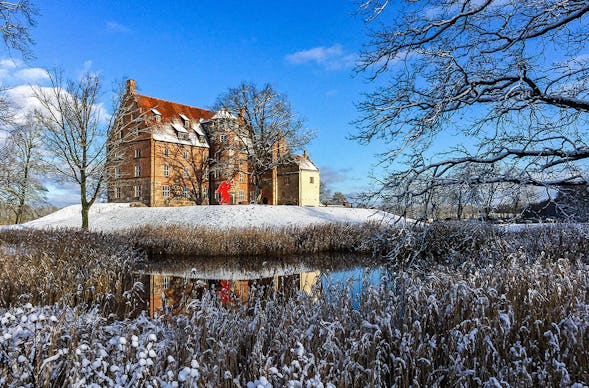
[0,228,145,316]
[0,257,587,386]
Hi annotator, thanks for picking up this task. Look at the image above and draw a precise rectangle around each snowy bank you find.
[16,203,402,232]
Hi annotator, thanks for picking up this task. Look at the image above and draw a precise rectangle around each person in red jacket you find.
[216,180,233,205]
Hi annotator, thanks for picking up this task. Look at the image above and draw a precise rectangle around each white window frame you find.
[164,147,169,157]
[183,186,190,198]
[163,164,169,177]
[184,167,189,177]
[134,185,141,198]
[134,165,141,177]
[183,150,189,159]
[162,185,170,197]
[114,167,121,179]
[239,190,244,202]
[115,187,121,199]
[134,149,141,158]
[220,134,227,143]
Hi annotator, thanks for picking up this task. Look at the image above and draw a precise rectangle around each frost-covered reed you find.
[0,223,588,386]
[1,256,587,386]
[0,228,144,316]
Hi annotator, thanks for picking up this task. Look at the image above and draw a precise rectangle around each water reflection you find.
[134,253,384,317]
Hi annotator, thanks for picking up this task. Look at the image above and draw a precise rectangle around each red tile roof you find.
[135,94,215,123]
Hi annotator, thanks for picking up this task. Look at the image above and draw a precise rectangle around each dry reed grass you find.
[0,223,588,386]
[125,222,383,259]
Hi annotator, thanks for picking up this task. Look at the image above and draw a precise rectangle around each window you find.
[183,186,190,198]
[135,149,141,158]
[162,185,170,197]
[163,164,169,177]
[115,187,121,199]
[309,176,314,184]
[283,176,290,185]
[115,167,121,179]
[162,276,169,289]
[184,167,189,177]
[164,147,169,157]
[220,134,227,143]
[151,108,162,123]
[179,114,190,128]
[134,185,141,198]
[239,173,244,183]
[134,165,141,177]
[239,190,245,202]
[183,150,188,159]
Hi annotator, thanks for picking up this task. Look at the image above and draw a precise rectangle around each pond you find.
[133,253,388,317]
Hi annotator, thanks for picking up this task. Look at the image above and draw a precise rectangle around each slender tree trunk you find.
[80,179,89,230]
[14,148,31,224]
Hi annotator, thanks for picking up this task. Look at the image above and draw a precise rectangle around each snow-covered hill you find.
[17,204,403,231]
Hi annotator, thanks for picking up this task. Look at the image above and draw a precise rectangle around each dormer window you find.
[151,108,162,123]
[179,114,190,128]
[171,122,189,140]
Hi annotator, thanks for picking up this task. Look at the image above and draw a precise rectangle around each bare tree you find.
[0,119,47,223]
[34,70,140,229]
[355,0,589,209]
[165,144,210,205]
[0,0,37,59]
[319,181,332,204]
[214,82,314,202]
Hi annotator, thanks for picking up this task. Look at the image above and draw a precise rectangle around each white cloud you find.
[106,21,130,33]
[0,58,21,69]
[14,68,50,83]
[285,44,357,70]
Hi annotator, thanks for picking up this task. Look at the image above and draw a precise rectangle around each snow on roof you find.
[151,108,162,116]
[152,124,209,147]
[179,113,190,122]
[171,122,188,133]
[211,109,237,120]
[193,123,206,137]
[15,204,407,232]
[294,155,319,171]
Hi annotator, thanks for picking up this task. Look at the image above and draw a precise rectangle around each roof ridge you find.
[135,93,214,113]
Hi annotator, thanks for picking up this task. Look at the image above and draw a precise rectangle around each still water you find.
[133,253,387,316]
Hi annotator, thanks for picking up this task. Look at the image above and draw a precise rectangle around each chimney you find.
[303,150,308,159]
[126,79,136,95]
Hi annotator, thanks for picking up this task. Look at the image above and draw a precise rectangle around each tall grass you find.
[0,223,588,386]
[125,222,383,258]
[0,256,587,386]
[0,228,145,316]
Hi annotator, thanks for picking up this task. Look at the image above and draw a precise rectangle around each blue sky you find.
[2,1,393,206]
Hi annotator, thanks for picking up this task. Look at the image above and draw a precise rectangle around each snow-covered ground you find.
[16,203,403,232]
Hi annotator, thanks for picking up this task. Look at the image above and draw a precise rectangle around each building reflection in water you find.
[135,257,328,317]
